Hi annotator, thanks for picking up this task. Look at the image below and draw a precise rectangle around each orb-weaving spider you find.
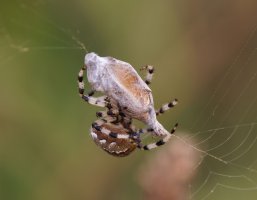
[90,107,178,157]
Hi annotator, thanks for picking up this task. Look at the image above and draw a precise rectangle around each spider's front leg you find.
[140,65,154,85]
[78,66,111,108]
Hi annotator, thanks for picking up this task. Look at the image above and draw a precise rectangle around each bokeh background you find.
[1,0,257,199]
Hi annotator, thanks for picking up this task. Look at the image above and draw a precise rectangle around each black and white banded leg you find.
[156,99,178,116]
[96,109,120,118]
[138,127,154,134]
[91,118,137,140]
[140,65,154,85]
[78,66,111,108]
[96,107,133,127]
[141,123,178,150]
[136,99,178,134]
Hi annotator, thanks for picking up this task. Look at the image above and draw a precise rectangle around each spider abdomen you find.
[90,123,137,157]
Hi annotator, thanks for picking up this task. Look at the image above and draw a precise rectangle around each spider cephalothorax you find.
[77,53,178,156]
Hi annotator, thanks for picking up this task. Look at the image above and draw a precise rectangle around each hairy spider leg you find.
[140,65,154,85]
[96,110,119,118]
[141,123,178,150]
[91,117,137,140]
[78,66,111,107]
[156,98,178,116]
[137,98,178,133]
[96,104,133,128]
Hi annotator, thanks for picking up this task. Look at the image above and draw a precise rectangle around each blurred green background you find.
[1,0,257,199]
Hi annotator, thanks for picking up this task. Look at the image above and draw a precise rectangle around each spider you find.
[90,106,178,157]
[79,52,178,138]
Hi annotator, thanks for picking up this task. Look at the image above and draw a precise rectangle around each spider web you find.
[1,1,257,200]
[184,22,257,199]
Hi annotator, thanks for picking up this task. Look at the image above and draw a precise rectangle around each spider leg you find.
[78,66,110,108]
[137,98,178,133]
[140,123,178,150]
[96,110,119,118]
[121,116,133,129]
[96,105,133,129]
[91,117,135,139]
[140,65,154,85]
[156,99,178,116]
[138,127,154,134]
[117,108,133,129]
[125,99,178,134]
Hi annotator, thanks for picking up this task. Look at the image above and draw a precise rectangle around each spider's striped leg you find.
[139,123,178,150]
[96,110,120,118]
[117,108,133,129]
[156,99,178,116]
[137,99,178,134]
[78,66,110,107]
[140,65,154,85]
[96,107,128,124]
[91,117,135,140]
[80,91,109,107]
[96,105,133,128]
[121,115,133,129]
[138,127,154,134]
[78,66,91,96]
